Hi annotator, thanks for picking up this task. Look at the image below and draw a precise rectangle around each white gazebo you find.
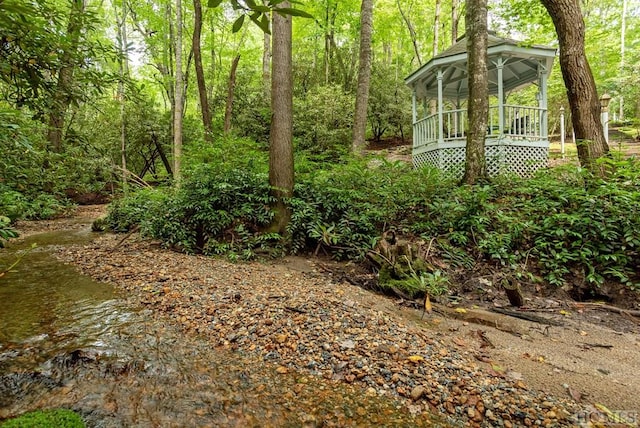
[405,33,557,177]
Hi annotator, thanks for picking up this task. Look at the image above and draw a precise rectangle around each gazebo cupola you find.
[405,33,557,177]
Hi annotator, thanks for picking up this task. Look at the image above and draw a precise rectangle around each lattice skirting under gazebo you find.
[412,144,548,178]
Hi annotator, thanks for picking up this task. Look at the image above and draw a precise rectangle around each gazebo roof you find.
[405,33,556,100]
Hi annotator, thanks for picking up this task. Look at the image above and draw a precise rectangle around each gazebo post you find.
[538,62,548,138]
[437,69,444,144]
[411,90,417,124]
[497,57,505,134]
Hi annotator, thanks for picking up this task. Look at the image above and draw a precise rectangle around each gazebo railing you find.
[413,114,438,149]
[413,104,547,150]
[502,104,546,139]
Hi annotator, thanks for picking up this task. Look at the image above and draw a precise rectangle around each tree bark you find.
[173,0,183,184]
[192,0,213,143]
[433,0,441,56]
[451,0,459,44]
[223,54,240,135]
[263,26,271,98]
[269,2,294,236]
[47,0,85,153]
[462,0,489,185]
[116,0,129,193]
[541,0,609,173]
[352,0,374,153]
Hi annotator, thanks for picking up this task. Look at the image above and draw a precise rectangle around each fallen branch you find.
[490,307,564,326]
[572,302,640,318]
[111,225,141,251]
[579,342,613,350]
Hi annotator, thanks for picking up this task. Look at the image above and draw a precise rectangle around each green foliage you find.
[293,85,354,161]
[0,109,99,221]
[106,160,280,259]
[105,151,640,296]
[289,158,445,259]
[368,66,412,142]
[0,408,84,428]
[0,215,18,248]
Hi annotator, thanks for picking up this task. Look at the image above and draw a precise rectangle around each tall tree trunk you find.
[620,0,627,121]
[193,0,213,143]
[173,0,183,184]
[263,26,271,97]
[462,0,489,185]
[223,54,240,135]
[433,0,441,55]
[47,0,85,153]
[269,2,294,236]
[323,2,337,85]
[116,0,129,193]
[396,0,421,65]
[352,0,374,153]
[541,0,609,173]
[451,0,459,44]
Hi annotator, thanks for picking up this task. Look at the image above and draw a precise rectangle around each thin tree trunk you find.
[396,0,421,65]
[193,0,213,143]
[352,0,374,152]
[269,2,294,236]
[223,54,240,135]
[47,0,85,152]
[433,0,441,55]
[116,0,129,193]
[462,0,489,185]
[541,0,609,173]
[451,0,459,44]
[173,0,183,184]
[620,0,627,121]
[263,26,271,97]
[153,133,173,176]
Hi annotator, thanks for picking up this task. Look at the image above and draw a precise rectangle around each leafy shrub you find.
[107,164,280,259]
[289,158,445,259]
[105,153,640,294]
[293,85,354,161]
[0,215,18,247]
[0,408,84,428]
[105,187,167,233]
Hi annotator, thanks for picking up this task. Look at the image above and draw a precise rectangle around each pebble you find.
[57,235,583,428]
[410,385,426,401]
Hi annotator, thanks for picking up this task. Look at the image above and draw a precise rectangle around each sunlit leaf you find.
[274,7,313,19]
[232,14,245,33]
[207,0,223,7]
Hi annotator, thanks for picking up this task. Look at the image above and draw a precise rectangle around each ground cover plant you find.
[104,141,640,301]
[0,408,84,428]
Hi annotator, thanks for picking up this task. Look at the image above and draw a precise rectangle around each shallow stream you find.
[0,228,437,427]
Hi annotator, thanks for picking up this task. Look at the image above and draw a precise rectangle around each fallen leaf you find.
[424,294,432,314]
[559,310,571,316]
[407,355,425,363]
[276,366,288,374]
[490,363,504,372]
[455,308,467,314]
[579,330,588,336]
[452,337,466,347]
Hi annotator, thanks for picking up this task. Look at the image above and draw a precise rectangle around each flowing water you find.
[0,228,439,427]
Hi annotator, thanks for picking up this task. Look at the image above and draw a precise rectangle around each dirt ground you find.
[11,205,640,426]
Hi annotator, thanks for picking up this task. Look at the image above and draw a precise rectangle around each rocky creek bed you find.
[7,206,640,427]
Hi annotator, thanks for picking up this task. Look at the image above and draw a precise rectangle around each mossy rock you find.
[1,409,84,428]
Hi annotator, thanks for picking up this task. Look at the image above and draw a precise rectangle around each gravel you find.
[52,233,587,427]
